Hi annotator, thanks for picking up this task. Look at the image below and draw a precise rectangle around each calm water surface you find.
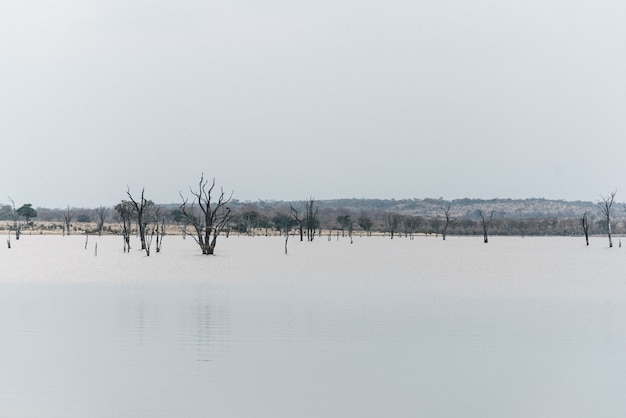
[2,235,626,417]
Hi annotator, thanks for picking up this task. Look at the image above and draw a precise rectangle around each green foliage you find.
[272,213,295,232]
[336,215,352,229]
[170,208,186,223]
[357,216,373,231]
[16,204,37,223]
[115,201,135,219]
[77,214,91,223]
[0,204,12,220]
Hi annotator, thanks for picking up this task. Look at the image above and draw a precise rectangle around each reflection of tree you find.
[187,296,229,365]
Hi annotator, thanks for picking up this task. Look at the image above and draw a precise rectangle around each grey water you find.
[2,235,626,417]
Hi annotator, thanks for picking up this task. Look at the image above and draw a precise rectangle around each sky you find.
[1,0,625,208]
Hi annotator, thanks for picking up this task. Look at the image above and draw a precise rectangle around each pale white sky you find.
[1,0,625,208]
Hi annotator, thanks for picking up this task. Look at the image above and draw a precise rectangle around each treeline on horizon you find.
[0,196,620,238]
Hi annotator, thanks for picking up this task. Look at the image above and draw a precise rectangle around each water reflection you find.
[5,236,626,417]
[117,284,230,369]
[191,301,216,363]
[119,293,147,346]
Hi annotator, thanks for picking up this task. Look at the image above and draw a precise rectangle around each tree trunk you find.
[201,243,215,255]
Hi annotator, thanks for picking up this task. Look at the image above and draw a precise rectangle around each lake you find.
[1,234,626,417]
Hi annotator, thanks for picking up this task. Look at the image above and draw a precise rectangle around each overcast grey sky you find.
[1,0,625,208]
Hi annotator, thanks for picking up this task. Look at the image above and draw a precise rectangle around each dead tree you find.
[96,205,108,236]
[403,216,422,239]
[581,211,590,246]
[141,205,160,256]
[290,204,305,241]
[180,175,233,255]
[126,187,152,250]
[348,219,354,244]
[155,206,166,253]
[386,213,402,239]
[115,200,134,252]
[8,197,20,240]
[600,191,616,248]
[305,198,319,242]
[284,225,289,254]
[442,203,453,240]
[63,205,73,236]
[477,210,494,243]
[145,224,155,256]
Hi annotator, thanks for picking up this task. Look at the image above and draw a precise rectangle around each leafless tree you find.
[8,197,20,239]
[144,224,155,256]
[403,216,422,239]
[115,200,134,252]
[179,175,233,255]
[141,205,162,257]
[442,203,453,240]
[289,198,318,242]
[62,205,73,236]
[154,206,166,253]
[290,204,305,241]
[126,187,153,250]
[96,205,108,236]
[581,211,590,246]
[305,197,319,242]
[284,228,289,254]
[477,210,494,243]
[600,191,616,248]
[386,213,402,239]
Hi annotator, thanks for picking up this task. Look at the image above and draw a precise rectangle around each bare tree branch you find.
[180,174,233,255]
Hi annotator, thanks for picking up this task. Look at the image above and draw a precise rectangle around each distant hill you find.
[236,198,604,220]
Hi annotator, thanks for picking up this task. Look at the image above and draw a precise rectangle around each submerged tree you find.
[115,200,134,252]
[180,175,233,255]
[477,210,494,243]
[304,197,319,242]
[96,205,108,236]
[126,187,155,250]
[581,211,590,246]
[442,203,453,240]
[290,204,305,242]
[290,198,319,242]
[8,197,20,239]
[600,191,616,248]
[403,216,422,239]
[386,213,402,239]
[62,205,73,236]
[154,206,166,254]
[141,204,162,257]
